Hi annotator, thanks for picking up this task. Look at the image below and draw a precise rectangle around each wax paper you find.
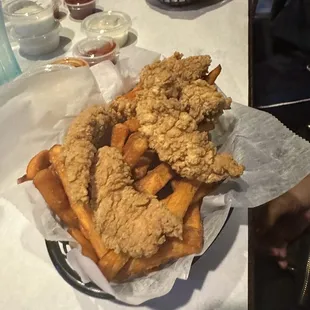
[1,46,310,305]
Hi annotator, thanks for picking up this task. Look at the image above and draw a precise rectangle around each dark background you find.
[250,1,310,309]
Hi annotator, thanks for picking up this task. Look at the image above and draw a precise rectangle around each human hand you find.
[254,175,310,269]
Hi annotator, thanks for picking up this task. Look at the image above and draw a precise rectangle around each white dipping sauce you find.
[6,0,55,37]
[82,11,132,48]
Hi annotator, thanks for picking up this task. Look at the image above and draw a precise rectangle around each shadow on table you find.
[122,29,138,49]
[146,0,232,20]
[19,28,74,62]
[71,208,244,310]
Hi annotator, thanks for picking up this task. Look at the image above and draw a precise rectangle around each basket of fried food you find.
[17,52,244,286]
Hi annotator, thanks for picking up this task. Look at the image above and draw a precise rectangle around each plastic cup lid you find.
[81,11,132,36]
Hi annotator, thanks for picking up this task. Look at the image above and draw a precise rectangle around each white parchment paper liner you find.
[1,47,310,305]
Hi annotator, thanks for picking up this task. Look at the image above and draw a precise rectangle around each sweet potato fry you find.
[206,64,222,85]
[49,144,109,259]
[68,228,98,263]
[124,118,140,132]
[80,223,89,240]
[123,87,140,101]
[18,150,50,183]
[165,179,200,219]
[111,123,130,152]
[134,163,174,195]
[98,250,129,281]
[191,183,218,205]
[198,122,215,132]
[132,150,155,180]
[122,133,148,168]
[33,168,79,228]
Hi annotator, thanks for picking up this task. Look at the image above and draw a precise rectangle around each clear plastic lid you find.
[3,0,53,17]
[81,11,132,37]
[52,57,90,68]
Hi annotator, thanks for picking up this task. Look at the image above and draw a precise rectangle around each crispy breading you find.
[136,89,243,183]
[92,146,183,258]
[139,52,212,97]
[62,105,117,205]
[115,202,203,281]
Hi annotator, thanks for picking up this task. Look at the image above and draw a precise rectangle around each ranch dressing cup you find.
[3,0,55,37]
[81,11,132,47]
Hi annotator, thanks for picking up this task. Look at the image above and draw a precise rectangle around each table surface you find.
[2,0,249,309]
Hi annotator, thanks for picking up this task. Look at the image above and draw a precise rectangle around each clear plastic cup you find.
[0,2,21,85]
[11,22,61,56]
[81,11,132,47]
[3,0,55,37]
[72,37,119,66]
[65,0,96,20]
[18,64,73,79]
[52,0,62,19]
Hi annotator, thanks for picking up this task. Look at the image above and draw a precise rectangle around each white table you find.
[2,1,249,309]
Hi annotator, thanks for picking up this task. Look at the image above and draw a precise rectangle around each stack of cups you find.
[3,0,61,56]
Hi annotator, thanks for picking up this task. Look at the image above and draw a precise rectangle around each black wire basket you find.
[45,208,233,300]
[158,0,200,6]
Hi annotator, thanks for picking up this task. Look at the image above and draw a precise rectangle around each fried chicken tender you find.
[180,80,231,123]
[92,146,183,258]
[139,52,212,97]
[136,89,243,183]
[62,105,117,205]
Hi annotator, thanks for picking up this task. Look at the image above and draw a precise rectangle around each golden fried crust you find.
[62,105,118,205]
[139,52,212,97]
[136,89,243,183]
[115,202,203,281]
[180,80,232,123]
[92,146,183,258]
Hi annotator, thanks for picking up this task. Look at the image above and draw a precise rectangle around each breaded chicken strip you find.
[92,146,183,258]
[140,52,212,97]
[136,88,243,183]
[62,105,117,204]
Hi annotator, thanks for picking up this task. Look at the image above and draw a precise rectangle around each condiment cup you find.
[52,57,90,67]
[72,36,119,66]
[81,11,132,47]
[3,0,55,37]
[11,22,61,56]
[65,0,96,20]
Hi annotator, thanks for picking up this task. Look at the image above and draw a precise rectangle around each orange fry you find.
[80,223,89,240]
[68,228,98,263]
[191,183,218,205]
[123,87,140,101]
[198,122,215,132]
[98,250,129,281]
[111,123,130,152]
[123,133,148,168]
[49,144,109,259]
[124,118,140,132]
[33,168,79,228]
[166,179,200,219]
[206,64,222,85]
[134,163,174,195]
[132,150,155,180]
[18,150,50,183]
